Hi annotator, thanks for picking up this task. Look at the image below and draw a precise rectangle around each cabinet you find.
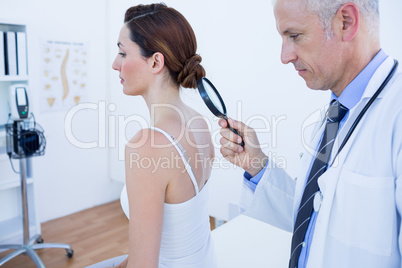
[0,20,41,247]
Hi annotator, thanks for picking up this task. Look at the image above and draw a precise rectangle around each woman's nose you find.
[112,57,120,71]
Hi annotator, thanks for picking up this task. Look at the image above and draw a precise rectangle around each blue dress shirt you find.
[243,49,388,267]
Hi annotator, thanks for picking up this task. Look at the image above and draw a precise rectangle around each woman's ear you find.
[149,52,165,74]
[337,3,360,42]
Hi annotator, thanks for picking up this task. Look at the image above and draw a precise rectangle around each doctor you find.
[219,0,402,267]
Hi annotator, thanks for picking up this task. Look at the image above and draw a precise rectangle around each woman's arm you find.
[125,129,171,268]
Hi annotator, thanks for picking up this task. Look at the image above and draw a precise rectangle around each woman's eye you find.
[119,52,126,57]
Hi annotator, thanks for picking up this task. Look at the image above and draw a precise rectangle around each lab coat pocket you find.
[328,168,395,256]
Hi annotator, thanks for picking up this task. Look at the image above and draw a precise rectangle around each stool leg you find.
[26,248,45,268]
[0,248,26,266]
[32,242,72,250]
[0,244,21,250]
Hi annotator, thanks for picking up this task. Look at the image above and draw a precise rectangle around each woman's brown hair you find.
[124,3,205,89]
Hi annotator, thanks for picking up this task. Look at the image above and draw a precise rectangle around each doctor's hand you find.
[219,118,268,177]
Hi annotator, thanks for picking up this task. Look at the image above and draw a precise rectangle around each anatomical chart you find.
[40,40,88,113]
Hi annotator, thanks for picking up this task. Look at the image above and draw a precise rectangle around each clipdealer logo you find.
[64,101,289,168]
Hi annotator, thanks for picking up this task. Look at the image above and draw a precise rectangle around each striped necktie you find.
[289,100,348,268]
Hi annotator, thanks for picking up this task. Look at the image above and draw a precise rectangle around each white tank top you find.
[120,127,217,268]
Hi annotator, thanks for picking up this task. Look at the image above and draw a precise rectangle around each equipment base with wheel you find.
[0,234,73,267]
[0,155,74,267]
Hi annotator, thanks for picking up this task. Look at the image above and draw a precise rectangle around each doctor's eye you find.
[289,34,300,40]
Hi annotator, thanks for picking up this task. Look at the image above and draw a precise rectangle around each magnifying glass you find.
[197,77,244,147]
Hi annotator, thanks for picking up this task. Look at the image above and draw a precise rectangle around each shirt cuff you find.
[243,160,269,192]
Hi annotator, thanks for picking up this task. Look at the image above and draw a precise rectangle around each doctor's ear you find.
[149,52,165,74]
[336,3,360,42]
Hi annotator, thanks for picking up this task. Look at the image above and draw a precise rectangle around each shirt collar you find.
[330,49,388,110]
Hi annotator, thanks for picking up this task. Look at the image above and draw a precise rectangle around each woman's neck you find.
[142,82,186,126]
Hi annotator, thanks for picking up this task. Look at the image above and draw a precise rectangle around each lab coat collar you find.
[331,49,388,110]
[361,56,395,100]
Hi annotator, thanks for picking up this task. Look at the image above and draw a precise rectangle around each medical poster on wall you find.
[40,40,89,113]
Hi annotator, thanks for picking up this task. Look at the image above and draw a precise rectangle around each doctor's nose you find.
[281,43,297,65]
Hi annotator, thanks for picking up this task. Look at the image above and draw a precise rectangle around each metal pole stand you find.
[0,122,73,267]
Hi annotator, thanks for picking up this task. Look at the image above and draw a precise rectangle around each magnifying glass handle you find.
[225,118,245,147]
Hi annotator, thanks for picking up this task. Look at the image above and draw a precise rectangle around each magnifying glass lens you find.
[201,79,225,114]
[197,77,244,147]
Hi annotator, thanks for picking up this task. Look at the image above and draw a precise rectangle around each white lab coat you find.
[242,57,402,268]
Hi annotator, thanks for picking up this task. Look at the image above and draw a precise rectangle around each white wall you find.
[1,0,401,225]
[0,0,123,223]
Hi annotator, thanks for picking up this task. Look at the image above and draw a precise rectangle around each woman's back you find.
[158,106,214,204]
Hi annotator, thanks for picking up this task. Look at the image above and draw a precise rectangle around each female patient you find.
[89,3,217,268]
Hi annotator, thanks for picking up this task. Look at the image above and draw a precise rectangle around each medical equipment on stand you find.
[9,84,29,121]
[0,84,73,268]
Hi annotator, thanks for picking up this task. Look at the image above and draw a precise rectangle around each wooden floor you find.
[0,200,217,268]
[0,200,130,268]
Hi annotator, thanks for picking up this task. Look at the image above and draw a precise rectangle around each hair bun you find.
[177,54,206,89]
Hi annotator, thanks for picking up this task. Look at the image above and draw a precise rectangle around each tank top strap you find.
[150,127,199,195]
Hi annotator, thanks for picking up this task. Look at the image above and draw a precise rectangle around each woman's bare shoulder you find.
[125,128,174,156]
[124,128,178,187]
